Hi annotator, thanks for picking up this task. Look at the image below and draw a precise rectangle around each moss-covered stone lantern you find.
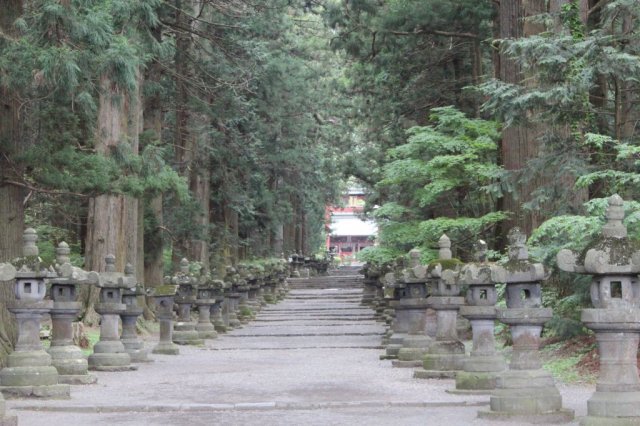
[479,228,573,422]
[557,194,640,425]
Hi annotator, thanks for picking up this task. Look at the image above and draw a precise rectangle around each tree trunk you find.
[84,75,138,324]
[0,0,24,366]
[189,169,210,269]
[143,26,165,293]
[498,0,546,237]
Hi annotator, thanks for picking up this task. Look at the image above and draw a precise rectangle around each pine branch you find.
[3,180,89,198]
[389,28,480,40]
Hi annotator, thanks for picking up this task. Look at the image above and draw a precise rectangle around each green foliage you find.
[530,197,640,338]
[478,1,640,217]
[373,107,504,258]
[356,246,404,268]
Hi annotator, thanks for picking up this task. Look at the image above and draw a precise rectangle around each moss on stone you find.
[427,258,462,272]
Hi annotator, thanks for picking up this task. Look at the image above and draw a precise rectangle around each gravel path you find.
[7,284,591,425]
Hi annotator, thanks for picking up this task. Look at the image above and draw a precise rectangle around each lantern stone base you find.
[123,342,151,363]
[391,359,423,368]
[49,345,97,383]
[421,341,465,369]
[152,342,180,355]
[58,374,98,385]
[48,345,92,377]
[582,391,640,424]
[382,333,406,359]
[478,408,575,424]
[173,323,204,346]
[413,369,456,379]
[196,322,218,339]
[196,322,218,340]
[88,350,135,372]
[480,369,573,422]
[0,383,70,399]
[394,335,432,367]
[581,416,640,426]
[450,371,499,394]
[452,355,505,392]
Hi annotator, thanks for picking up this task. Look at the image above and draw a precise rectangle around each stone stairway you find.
[287,274,364,290]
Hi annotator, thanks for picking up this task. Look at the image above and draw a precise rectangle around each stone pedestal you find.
[479,228,572,423]
[195,284,217,340]
[415,297,465,379]
[414,236,465,380]
[557,195,640,425]
[237,286,252,324]
[89,303,133,371]
[0,229,70,399]
[88,255,135,372]
[211,297,227,333]
[48,243,97,384]
[361,264,379,306]
[380,268,407,360]
[48,308,96,384]
[151,287,179,355]
[1,305,70,398]
[121,277,150,362]
[256,285,266,308]
[453,310,504,393]
[393,250,433,368]
[226,293,242,329]
[173,303,203,345]
[171,259,203,346]
[451,246,506,394]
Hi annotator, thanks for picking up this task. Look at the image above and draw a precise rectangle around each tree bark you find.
[84,75,138,324]
[189,168,210,268]
[498,0,546,236]
[0,0,24,366]
[143,26,165,292]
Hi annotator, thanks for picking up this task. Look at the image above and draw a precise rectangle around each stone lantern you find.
[0,229,70,398]
[262,262,277,304]
[223,265,242,329]
[194,268,218,340]
[251,264,267,309]
[393,250,433,368]
[361,263,380,306]
[171,259,203,345]
[120,264,150,362]
[235,264,252,324]
[277,254,290,300]
[48,242,98,384]
[290,253,301,278]
[88,254,136,371]
[479,228,573,422]
[557,194,640,424]
[149,282,179,355]
[210,277,227,333]
[451,240,506,394]
[414,234,465,379]
[380,258,408,360]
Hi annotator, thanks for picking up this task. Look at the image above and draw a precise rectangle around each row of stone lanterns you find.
[369,195,640,424]
[369,230,574,422]
[0,227,290,424]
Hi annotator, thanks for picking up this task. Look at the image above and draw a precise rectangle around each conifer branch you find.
[389,28,480,40]
[3,180,89,198]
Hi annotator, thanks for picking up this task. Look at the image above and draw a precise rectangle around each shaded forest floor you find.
[540,335,599,384]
